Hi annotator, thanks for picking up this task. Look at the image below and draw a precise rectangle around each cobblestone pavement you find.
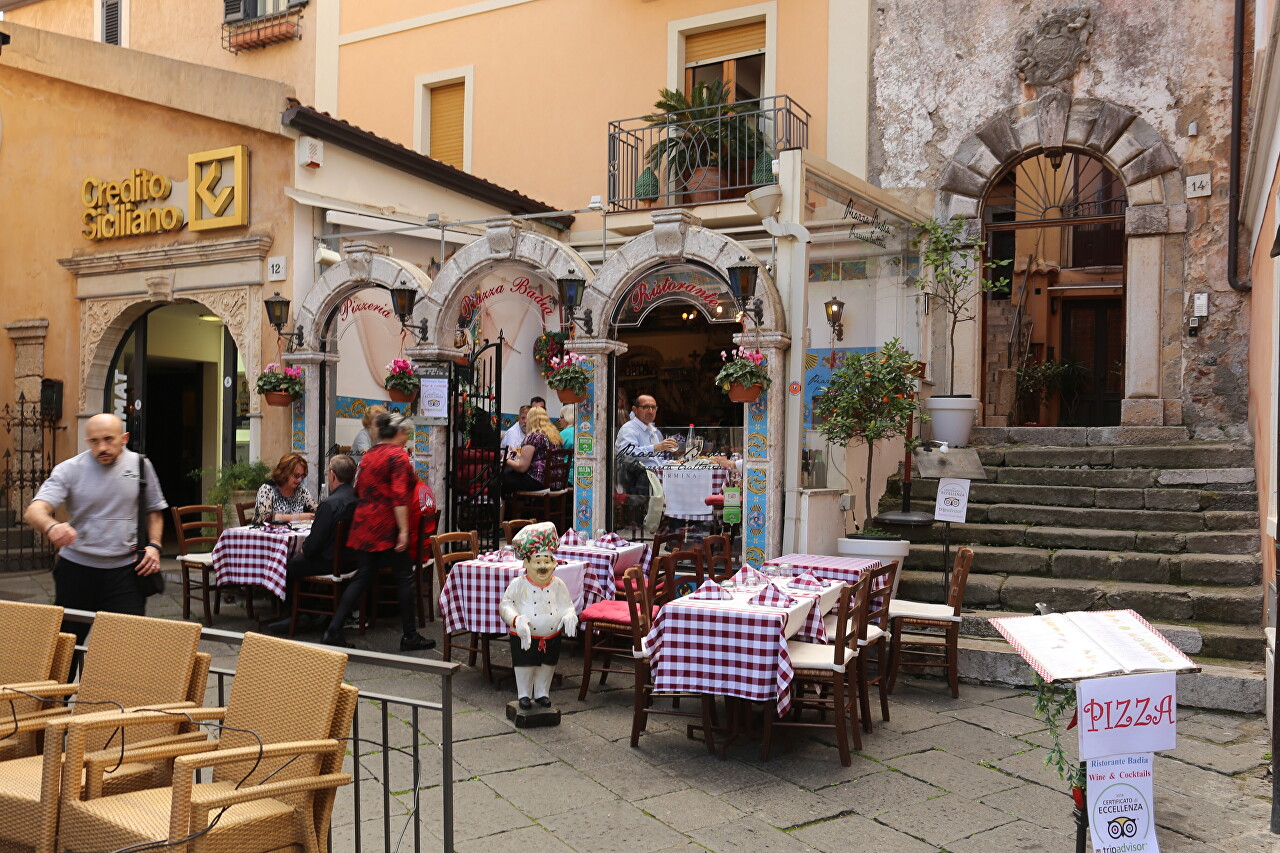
[3,567,1275,852]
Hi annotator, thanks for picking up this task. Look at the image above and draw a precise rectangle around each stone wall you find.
[868,0,1248,434]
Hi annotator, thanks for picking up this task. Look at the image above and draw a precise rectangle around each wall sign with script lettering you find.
[613,264,739,327]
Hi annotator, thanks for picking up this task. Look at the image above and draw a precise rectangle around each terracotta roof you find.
[281,99,572,229]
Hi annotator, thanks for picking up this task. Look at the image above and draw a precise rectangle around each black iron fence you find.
[1,394,61,573]
[607,94,810,211]
[63,610,460,853]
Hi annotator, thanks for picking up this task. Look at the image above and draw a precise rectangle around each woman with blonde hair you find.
[351,404,388,458]
[254,453,318,523]
[502,406,562,493]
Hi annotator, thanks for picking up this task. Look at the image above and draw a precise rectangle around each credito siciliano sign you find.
[80,145,249,241]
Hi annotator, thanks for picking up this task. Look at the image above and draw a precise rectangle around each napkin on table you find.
[748,582,797,608]
[592,531,629,549]
[732,565,768,586]
[686,579,731,600]
[559,529,586,546]
[787,571,826,590]
[477,550,518,563]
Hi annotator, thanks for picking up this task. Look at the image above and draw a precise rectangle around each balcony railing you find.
[607,94,810,212]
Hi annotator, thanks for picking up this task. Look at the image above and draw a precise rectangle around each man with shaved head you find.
[26,413,167,641]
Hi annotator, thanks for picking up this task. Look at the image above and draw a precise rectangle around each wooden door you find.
[1059,299,1124,426]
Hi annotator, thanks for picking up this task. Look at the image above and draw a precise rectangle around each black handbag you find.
[135,453,165,597]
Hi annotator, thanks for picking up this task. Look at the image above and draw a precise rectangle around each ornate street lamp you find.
[390,275,430,342]
[557,273,593,336]
[726,256,764,326]
[263,291,304,351]
[824,296,845,342]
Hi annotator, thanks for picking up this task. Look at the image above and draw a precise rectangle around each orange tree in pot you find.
[715,347,770,403]
[256,362,304,406]
[811,339,925,532]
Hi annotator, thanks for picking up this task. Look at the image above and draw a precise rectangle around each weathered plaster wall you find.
[869,0,1248,431]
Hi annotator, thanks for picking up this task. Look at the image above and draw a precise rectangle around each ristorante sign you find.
[613,264,738,327]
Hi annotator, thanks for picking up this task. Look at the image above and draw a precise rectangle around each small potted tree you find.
[546,352,592,405]
[715,347,771,403]
[384,358,418,403]
[256,363,304,407]
[911,218,1009,446]
[812,339,925,563]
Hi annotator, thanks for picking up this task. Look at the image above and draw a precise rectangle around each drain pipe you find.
[1228,0,1251,292]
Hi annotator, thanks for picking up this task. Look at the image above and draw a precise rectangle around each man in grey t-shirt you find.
[25,413,167,641]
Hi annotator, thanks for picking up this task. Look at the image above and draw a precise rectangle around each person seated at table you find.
[558,404,575,451]
[350,404,388,460]
[501,405,530,453]
[502,406,562,494]
[266,454,358,634]
[254,453,317,524]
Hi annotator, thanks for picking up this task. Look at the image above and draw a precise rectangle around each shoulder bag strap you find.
[137,453,148,553]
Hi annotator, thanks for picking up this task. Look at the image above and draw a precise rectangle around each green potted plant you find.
[812,339,925,551]
[1015,359,1088,425]
[644,80,768,205]
[910,217,1009,445]
[255,362,305,407]
[545,352,592,404]
[384,358,418,403]
[715,347,771,402]
[191,460,271,524]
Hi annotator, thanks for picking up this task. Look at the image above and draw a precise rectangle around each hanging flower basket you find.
[716,348,770,402]
[388,387,416,403]
[556,387,587,405]
[263,391,294,407]
[727,382,762,403]
[384,358,418,404]
[255,363,304,406]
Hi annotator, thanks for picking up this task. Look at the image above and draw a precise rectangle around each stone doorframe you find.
[937,91,1188,426]
[580,210,790,562]
[289,240,434,493]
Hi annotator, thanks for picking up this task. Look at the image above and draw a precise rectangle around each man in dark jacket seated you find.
[268,454,359,633]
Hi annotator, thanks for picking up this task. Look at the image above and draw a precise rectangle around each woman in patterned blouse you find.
[254,453,318,523]
[502,406,563,494]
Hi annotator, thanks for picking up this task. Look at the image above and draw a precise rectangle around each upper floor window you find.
[100,0,122,45]
[224,0,306,23]
[428,82,466,169]
[684,21,765,101]
[222,0,306,53]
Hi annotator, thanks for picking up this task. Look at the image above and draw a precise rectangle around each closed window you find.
[429,82,466,169]
[102,0,121,45]
[684,21,765,101]
[224,0,305,23]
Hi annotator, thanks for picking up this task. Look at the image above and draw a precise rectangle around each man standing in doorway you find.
[614,395,678,532]
[25,413,166,643]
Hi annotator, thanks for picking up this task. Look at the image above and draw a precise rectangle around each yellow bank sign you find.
[81,145,249,241]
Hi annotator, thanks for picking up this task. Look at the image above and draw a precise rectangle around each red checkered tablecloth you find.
[211,526,308,599]
[554,546,616,604]
[439,559,589,636]
[644,600,798,715]
[765,554,882,585]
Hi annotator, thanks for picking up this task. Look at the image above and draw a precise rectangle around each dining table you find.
[763,553,883,586]
[438,555,590,637]
[210,524,310,600]
[555,536,650,591]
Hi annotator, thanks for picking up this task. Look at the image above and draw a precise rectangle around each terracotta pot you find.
[556,387,587,405]
[388,387,415,403]
[727,382,762,403]
[685,166,723,204]
[263,391,294,407]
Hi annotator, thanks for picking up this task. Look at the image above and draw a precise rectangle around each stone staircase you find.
[882,427,1266,707]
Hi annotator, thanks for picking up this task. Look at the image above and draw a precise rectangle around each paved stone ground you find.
[3,566,1276,852]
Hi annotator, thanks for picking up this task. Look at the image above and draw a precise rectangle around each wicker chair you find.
[0,601,75,762]
[55,632,357,853]
[0,613,209,853]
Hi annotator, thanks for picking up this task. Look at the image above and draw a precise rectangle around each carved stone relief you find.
[1014,7,1093,87]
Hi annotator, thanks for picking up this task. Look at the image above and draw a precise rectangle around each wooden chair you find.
[370,509,441,630]
[290,520,364,637]
[623,567,718,754]
[56,632,357,853]
[854,561,898,733]
[172,504,237,626]
[434,531,494,678]
[501,518,535,543]
[578,556,668,701]
[651,530,685,557]
[0,612,209,853]
[508,448,572,528]
[235,500,256,526]
[762,579,868,765]
[889,546,975,698]
[700,534,733,581]
[662,549,706,599]
[0,601,75,762]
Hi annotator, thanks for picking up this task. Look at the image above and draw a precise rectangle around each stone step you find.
[955,636,1264,713]
[0,527,35,549]
[905,543,1261,585]
[906,479,1253,512]
[906,500,1222,532]
[897,569,1264,624]
[972,442,1254,470]
[970,426,1195,447]
[957,610,1267,663]
[900,526,1261,556]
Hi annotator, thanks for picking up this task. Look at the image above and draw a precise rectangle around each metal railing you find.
[1,394,61,573]
[63,610,459,853]
[607,94,809,211]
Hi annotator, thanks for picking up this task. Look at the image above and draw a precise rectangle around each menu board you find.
[991,610,1197,683]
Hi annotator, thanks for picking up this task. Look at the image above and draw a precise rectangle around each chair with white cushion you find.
[887,546,974,698]
[821,560,899,732]
[172,504,226,626]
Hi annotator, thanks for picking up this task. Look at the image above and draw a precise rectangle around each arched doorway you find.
[982,150,1128,426]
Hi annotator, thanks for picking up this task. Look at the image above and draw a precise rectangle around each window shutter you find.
[102,0,121,45]
[224,0,246,23]
[429,82,466,169]
[685,21,765,65]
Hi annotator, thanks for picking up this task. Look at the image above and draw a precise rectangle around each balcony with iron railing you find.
[607,94,810,212]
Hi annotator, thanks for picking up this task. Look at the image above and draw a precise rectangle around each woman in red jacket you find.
[322,411,434,651]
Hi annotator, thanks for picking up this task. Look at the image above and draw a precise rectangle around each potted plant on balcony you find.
[255,363,304,407]
[715,347,770,403]
[644,80,768,205]
[546,352,591,405]
[911,217,1009,446]
[384,358,418,403]
[812,339,925,556]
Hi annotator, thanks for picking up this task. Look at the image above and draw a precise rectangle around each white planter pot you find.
[925,396,982,447]
[837,536,911,598]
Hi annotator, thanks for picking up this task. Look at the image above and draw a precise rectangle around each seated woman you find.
[254,453,318,523]
[502,406,562,494]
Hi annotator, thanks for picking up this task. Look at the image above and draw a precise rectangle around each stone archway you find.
[937,91,1187,426]
[578,209,790,563]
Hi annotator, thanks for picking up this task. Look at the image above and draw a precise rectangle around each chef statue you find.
[499,522,577,717]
